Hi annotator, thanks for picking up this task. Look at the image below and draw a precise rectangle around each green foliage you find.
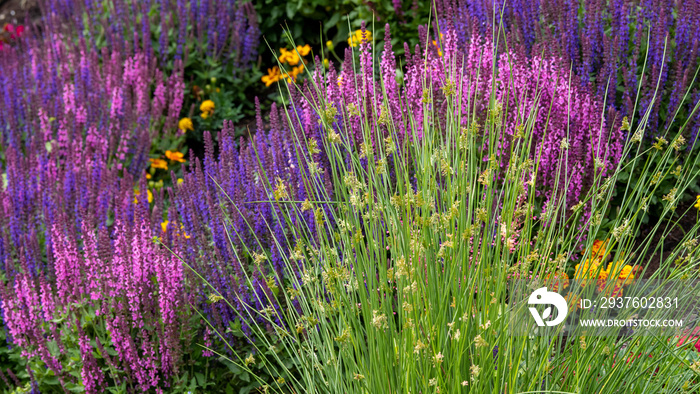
[254,0,432,58]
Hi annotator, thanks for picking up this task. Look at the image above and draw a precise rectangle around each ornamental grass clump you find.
[195,23,700,393]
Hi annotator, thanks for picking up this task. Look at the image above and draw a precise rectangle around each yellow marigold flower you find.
[178,117,193,132]
[200,111,209,119]
[348,29,372,47]
[146,173,151,179]
[574,259,600,280]
[149,158,168,170]
[296,44,311,57]
[165,150,186,163]
[262,66,282,87]
[605,260,637,283]
[161,220,169,232]
[617,264,636,284]
[200,99,215,114]
[590,239,608,261]
[695,195,700,210]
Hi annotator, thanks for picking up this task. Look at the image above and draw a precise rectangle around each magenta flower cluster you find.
[1,192,189,392]
[439,0,700,144]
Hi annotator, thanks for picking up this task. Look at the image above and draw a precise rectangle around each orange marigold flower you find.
[279,47,300,66]
[296,44,311,57]
[262,66,282,87]
[149,158,168,170]
[165,150,186,163]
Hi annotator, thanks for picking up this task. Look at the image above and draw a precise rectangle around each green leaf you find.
[239,371,250,383]
[285,2,296,19]
[67,384,86,392]
[324,13,340,33]
[223,359,242,375]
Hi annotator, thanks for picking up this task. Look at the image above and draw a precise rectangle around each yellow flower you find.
[161,220,169,233]
[326,40,334,50]
[590,239,608,261]
[323,58,329,69]
[149,158,168,170]
[200,111,209,119]
[133,189,153,204]
[178,117,193,132]
[177,178,184,185]
[296,44,311,57]
[574,259,600,281]
[617,264,636,285]
[262,66,282,87]
[348,29,372,47]
[165,150,186,163]
[432,40,443,57]
[695,195,700,210]
[146,173,152,179]
[180,224,191,239]
[200,100,215,114]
